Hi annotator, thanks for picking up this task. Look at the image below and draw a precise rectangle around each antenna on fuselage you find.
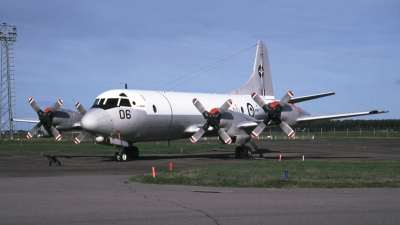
[125,83,127,89]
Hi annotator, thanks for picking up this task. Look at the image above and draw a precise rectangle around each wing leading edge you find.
[289,92,335,104]
[297,110,389,123]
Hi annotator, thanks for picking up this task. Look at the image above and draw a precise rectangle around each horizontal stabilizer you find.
[297,110,389,123]
[289,92,335,104]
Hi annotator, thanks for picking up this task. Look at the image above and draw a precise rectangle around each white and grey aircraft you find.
[73,40,388,161]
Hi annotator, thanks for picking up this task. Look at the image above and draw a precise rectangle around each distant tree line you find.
[299,119,400,132]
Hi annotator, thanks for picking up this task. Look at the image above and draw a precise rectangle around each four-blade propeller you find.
[190,98,232,144]
[251,91,295,138]
[73,102,87,144]
[26,98,63,141]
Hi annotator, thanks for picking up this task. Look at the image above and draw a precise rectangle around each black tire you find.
[115,152,121,162]
[243,146,252,159]
[121,152,128,162]
[234,147,242,159]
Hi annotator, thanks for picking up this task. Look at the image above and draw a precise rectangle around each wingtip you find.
[369,110,389,114]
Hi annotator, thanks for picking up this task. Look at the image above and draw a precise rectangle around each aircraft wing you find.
[237,121,258,128]
[12,118,39,123]
[289,92,335,104]
[297,110,389,123]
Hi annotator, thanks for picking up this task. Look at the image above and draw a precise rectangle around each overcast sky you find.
[2,0,399,130]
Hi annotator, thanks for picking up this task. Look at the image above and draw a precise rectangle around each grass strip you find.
[131,161,400,188]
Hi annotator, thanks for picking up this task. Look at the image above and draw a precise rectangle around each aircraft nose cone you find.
[81,108,113,134]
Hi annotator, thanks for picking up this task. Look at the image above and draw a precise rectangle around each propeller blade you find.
[251,93,267,108]
[251,123,266,138]
[75,102,87,115]
[217,129,232,144]
[28,98,41,113]
[217,99,232,115]
[278,91,294,108]
[193,98,207,114]
[74,130,87,144]
[50,99,63,113]
[190,127,206,143]
[27,125,40,138]
[279,121,295,137]
[50,126,62,141]
[192,98,232,144]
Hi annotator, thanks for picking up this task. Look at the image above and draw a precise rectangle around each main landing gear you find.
[234,141,263,159]
[115,145,139,162]
[234,145,252,159]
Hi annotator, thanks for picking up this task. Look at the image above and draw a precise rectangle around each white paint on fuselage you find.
[84,89,274,142]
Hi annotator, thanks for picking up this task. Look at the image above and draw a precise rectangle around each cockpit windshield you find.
[91,98,132,109]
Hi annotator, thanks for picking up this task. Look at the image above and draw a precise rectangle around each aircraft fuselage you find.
[81,89,309,143]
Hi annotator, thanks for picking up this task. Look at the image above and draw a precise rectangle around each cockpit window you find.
[105,98,119,106]
[99,98,105,105]
[120,98,131,107]
[90,97,132,109]
[93,99,100,106]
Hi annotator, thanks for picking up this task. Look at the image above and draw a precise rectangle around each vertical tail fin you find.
[227,40,274,99]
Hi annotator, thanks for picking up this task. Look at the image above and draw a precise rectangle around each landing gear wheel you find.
[121,152,128,162]
[243,146,252,159]
[235,146,243,159]
[115,151,121,162]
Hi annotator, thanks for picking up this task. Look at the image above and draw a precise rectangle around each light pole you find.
[0,23,17,141]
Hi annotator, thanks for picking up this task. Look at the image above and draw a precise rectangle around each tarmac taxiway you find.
[0,140,399,224]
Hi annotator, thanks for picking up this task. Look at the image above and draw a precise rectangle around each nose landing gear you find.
[115,146,139,162]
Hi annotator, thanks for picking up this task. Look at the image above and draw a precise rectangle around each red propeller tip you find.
[74,138,80,144]
[190,136,197,143]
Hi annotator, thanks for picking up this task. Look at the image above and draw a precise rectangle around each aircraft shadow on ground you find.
[51,148,369,162]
